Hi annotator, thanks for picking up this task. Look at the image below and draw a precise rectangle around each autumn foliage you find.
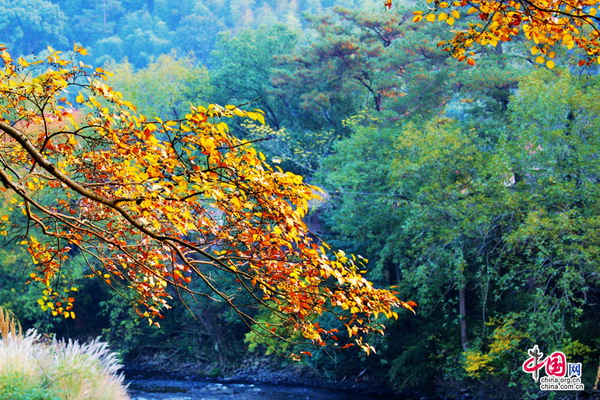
[389,0,600,66]
[0,46,413,355]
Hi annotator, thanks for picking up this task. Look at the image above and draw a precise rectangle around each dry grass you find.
[0,306,21,339]
[49,338,130,400]
[0,307,130,400]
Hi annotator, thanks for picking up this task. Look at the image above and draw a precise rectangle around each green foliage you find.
[319,67,599,397]
[0,373,60,400]
[0,0,67,54]
[0,0,377,68]
[0,200,75,334]
[273,7,462,124]
[108,52,212,120]
[211,24,300,128]
[319,118,403,276]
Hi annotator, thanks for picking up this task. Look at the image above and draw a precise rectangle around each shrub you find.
[0,307,129,400]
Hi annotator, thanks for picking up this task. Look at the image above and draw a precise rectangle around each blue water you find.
[127,378,389,400]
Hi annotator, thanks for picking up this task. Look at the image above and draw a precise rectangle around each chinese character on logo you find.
[567,363,582,377]
[545,352,567,377]
[522,345,545,382]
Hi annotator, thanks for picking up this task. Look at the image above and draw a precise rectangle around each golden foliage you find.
[395,0,599,65]
[464,350,494,377]
[463,317,526,378]
[0,45,411,354]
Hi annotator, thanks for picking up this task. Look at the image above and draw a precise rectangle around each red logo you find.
[545,352,567,377]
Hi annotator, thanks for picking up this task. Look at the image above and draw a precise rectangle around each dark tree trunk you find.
[459,283,468,352]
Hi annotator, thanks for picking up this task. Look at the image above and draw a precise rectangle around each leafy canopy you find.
[107,52,213,120]
[0,45,412,356]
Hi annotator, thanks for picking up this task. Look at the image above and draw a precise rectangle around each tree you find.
[211,24,300,129]
[0,0,67,55]
[271,6,468,127]
[68,0,124,47]
[393,0,600,66]
[117,11,173,67]
[259,5,526,176]
[319,68,599,395]
[0,46,412,356]
[174,12,227,66]
[108,52,213,120]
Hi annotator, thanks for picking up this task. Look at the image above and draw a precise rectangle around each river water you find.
[127,378,394,400]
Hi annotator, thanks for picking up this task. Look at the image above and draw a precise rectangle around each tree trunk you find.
[459,283,469,352]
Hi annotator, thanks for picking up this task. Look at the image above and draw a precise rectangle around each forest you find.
[0,0,598,399]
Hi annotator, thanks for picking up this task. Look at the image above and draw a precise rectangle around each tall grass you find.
[0,307,130,400]
[0,307,21,339]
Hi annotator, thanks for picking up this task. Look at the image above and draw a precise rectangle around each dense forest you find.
[0,0,598,399]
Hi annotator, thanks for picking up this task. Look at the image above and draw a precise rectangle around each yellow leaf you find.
[88,96,101,107]
[74,44,88,55]
[530,46,539,55]
[546,60,555,69]
[535,55,545,64]
[467,7,479,14]
[216,122,229,134]
[0,50,12,63]
[426,13,436,22]
[438,12,448,21]
[451,10,460,19]
[247,111,266,125]
[446,17,455,25]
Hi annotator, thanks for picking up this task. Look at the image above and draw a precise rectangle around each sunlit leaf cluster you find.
[397,0,600,65]
[0,45,410,354]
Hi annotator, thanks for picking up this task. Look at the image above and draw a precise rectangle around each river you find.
[127,378,397,400]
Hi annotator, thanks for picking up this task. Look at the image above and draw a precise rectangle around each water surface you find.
[128,378,391,400]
